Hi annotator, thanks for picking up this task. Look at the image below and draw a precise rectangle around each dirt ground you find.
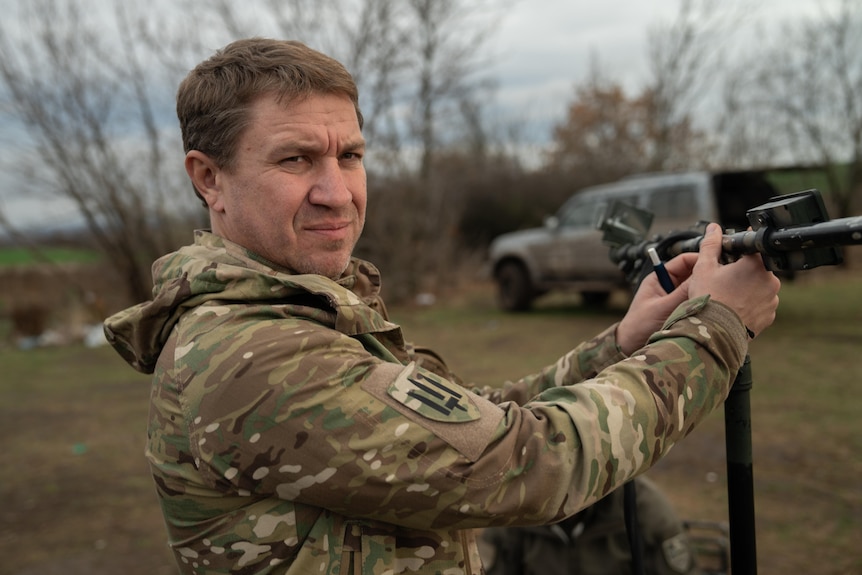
[0,352,176,575]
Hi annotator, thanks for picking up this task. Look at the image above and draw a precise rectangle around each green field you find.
[1,272,860,574]
[0,247,101,267]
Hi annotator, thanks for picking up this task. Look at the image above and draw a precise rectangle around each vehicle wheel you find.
[496,261,533,311]
[580,290,610,308]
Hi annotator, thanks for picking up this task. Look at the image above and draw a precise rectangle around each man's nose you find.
[309,160,352,207]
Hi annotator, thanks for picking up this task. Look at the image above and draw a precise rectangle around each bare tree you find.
[742,0,862,218]
[0,0,201,305]
[406,0,499,179]
[383,0,502,296]
[712,69,785,170]
[644,0,747,170]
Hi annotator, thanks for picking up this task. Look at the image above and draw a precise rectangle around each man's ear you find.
[185,151,225,212]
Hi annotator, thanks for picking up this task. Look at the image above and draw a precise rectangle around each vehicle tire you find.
[496,261,534,312]
[580,290,611,308]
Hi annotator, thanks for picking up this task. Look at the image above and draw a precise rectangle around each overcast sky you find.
[0,0,844,231]
[486,0,841,138]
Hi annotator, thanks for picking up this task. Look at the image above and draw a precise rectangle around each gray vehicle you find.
[488,170,780,311]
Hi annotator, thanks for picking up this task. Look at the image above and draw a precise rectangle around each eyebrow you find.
[270,137,366,158]
[341,138,367,153]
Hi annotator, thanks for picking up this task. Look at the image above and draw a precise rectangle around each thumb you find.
[698,223,723,263]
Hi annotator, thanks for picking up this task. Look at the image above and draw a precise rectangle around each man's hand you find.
[687,223,781,337]
[616,250,698,355]
[616,223,780,355]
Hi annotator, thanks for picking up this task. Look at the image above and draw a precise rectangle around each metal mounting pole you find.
[724,355,757,574]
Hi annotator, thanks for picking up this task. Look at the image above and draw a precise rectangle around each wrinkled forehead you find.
[240,92,365,152]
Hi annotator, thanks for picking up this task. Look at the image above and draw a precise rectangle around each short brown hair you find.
[177,38,363,173]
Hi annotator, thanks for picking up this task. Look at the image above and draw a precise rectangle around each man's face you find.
[203,93,367,279]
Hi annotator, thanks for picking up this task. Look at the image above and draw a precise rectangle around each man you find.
[479,476,704,575]
[104,38,780,574]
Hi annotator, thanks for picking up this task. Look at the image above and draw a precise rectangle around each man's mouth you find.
[304,220,353,240]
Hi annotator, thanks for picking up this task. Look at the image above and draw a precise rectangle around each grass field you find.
[1,271,860,574]
[0,247,101,267]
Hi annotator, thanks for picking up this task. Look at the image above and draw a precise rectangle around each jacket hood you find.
[103,230,393,374]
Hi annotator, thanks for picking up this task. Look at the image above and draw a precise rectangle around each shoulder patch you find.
[361,361,504,461]
[388,362,481,422]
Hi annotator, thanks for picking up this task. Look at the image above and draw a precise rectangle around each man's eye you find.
[280,156,308,166]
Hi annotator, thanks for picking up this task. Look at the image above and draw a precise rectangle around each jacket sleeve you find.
[470,322,627,406]
[180,295,747,531]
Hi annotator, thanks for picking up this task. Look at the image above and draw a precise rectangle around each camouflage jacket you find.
[104,230,748,575]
